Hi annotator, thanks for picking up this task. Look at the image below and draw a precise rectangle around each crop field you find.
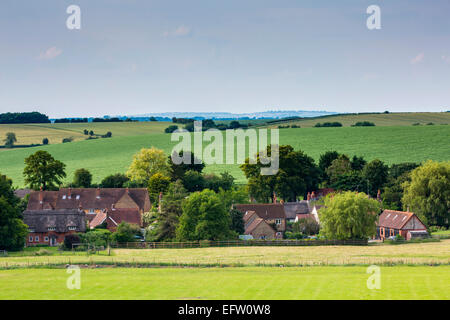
[1,240,449,268]
[0,266,449,299]
[267,112,450,128]
[0,124,449,186]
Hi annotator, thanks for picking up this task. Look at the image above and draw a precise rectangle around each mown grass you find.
[1,240,449,268]
[0,124,448,186]
[0,266,448,299]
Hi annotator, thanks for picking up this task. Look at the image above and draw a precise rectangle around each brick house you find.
[376,210,428,240]
[243,211,276,239]
[235,203,287,239]
[23,209,86,246]
[27,188,150,231]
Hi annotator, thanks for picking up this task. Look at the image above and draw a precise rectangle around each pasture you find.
[0,114,449,186]
[0,266,448,299]
[1,240,449,268]
[268,112,450,128]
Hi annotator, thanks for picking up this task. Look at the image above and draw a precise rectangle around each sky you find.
[0,0,450,118]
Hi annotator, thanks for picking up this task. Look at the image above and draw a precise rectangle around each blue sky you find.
[1,0,450,117]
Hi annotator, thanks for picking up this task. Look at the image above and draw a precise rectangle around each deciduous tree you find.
[402,161,450,227]
[23,151,66,190]
[127,147,170,186]
[319,191,380,240]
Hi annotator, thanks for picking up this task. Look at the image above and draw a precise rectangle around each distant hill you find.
[122,110,337,121]
[261,112,450,128]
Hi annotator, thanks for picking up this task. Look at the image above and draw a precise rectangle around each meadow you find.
[268,112,450,128]
[0,113,449,186]
[1,240,449,268]
[0,266,449,299]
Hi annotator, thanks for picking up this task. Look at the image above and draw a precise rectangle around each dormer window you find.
[68,226,77,231]
[76,195,80,200]
[62,195,67,200]
[48,227,56,231]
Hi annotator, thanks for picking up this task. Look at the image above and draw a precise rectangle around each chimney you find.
[158,192,163,213]
[96,187,100,199]
[407,206,410,212]
[78,203,83,212]
[377,189,381,201]
[68,187,72,199]
[39,187,43,204]
[311,191,316,200]
[126,187,129,194]
[307,192,311,201]
[273,191,277,204]
[111,203,115,211]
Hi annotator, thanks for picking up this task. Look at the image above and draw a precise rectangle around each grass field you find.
[0,123,448,186]
[0,266,448,299]
[2,240,449,268]
[267,112,450,128]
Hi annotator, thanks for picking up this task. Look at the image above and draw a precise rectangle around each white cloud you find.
[410,53,424,65]
[38,47,63,60]
[162,25,191,37]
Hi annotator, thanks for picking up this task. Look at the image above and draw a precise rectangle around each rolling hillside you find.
[0,122,448,187]
[263,112,450,128]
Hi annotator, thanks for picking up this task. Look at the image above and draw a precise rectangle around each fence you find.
[112,239,368,249]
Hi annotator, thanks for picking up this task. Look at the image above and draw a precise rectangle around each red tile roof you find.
[107,208,142,228]
[27,188,150,213]
[377,210,415,229]
[89,210,106,229]
[235,204,286,219]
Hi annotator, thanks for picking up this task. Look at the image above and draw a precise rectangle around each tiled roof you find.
[283,201,310,219]
[27,188,150,213]
[23,209,86,233]
[377,210,414,229]
[296,213,316,221]
[235,203,286,219]
[89,211,107,229]
[107,208,142,227]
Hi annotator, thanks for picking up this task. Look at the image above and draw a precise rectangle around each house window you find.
[29,236,33,242]
[35,236,39,242]
[275,219,282,225]
[68,226,77,231]
[390,229,394,236]
[276,232,282,237]
[44,236,49,242]
[88,209,95,214]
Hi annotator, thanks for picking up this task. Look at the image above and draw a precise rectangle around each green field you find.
[0,113,449,186]
[2,240,449,268]
[267,112,450,128]
[0,266,448,299]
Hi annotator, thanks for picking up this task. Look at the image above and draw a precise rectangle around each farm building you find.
[26,187,150,230]
[235,203,287,238]
[283,201,321,224]
[376,210,428,240]
[243,211,277,239]
[23,209,86,246]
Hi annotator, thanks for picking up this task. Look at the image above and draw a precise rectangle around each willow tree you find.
[319,191,380,240]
